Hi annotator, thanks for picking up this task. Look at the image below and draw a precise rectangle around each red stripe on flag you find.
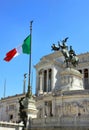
[4,48,17,62]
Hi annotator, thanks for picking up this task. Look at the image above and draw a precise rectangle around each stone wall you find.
[0,121,23,130]
[27,127,89,130]
[27,116,89,130]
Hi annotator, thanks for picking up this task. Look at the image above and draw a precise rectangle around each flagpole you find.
[4,79,6,98]
[26,20,33,98]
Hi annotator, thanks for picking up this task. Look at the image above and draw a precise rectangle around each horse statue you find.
[58,38,69,62]
[51,44,60,51]
[71,56,79,67]
[51,37,79,67]
[58,37,70,67]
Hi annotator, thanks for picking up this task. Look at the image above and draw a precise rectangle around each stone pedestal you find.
[22,97,38,129]
[59,68,84,91]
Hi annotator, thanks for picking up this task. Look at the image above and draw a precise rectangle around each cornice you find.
[54,89,89,97]
[34,61,54,70]
[40,51,62,60]
[35,51,62,68]
[35,51,63,69]
[78,52,89,57]
[35,90,89,101]
[35,51,89,70]
[36,92,52,101]
[52,60,64,68]
[77,61,89,69]
[0,94,25,102]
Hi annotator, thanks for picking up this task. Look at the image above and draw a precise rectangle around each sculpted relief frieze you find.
[55,100,89,117]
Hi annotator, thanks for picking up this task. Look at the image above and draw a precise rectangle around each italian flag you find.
[4,35,31,62]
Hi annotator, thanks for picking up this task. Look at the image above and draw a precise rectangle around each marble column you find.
[36,71,39,95]
[51,68,54,91]
[47,69,49,92]
[39,73,43,94]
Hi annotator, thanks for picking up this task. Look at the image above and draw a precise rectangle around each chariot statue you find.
[51,37,79,67]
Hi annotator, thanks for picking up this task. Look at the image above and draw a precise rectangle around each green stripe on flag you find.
[22,35,31,54]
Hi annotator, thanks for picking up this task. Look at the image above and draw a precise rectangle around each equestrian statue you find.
[51,37,79,67]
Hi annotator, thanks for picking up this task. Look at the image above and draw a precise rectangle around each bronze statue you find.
[51,44,59,51]
[51,37,79,67]
[69,46,76,57]
[69,45,79,67]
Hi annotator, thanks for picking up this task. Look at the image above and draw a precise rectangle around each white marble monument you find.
[58,68,84,91]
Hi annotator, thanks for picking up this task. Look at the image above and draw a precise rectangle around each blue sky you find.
[0,0,89,99]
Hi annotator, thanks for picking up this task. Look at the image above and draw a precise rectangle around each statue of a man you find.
[69,46,76,58]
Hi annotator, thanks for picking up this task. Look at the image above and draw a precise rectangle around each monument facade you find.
[0,38,89,129]
[32,38,89,130]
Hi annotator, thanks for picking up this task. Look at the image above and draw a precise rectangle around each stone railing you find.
[0,121,23,130]
[31,115,89,128]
